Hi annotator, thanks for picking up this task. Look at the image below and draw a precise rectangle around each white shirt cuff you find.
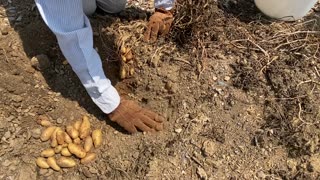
[155,0,175,10]
[91,85,120,114]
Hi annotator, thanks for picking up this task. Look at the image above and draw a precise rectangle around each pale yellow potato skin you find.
[40,126,57,141]
[84,136,93,152]
[81,153,96,164]
[79,115,91,139]
[36,157,50,169]
[41,148,55,157]
[61,148,72,157]
[57,157,76,168]
[54,145,63,153]
[68,143,86,158]
[92,129,102,148]
[73,120,82,131]
[66,125,79,139]
[47,157,61,171]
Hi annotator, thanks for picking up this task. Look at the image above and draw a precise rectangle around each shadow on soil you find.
[2,1,149,132]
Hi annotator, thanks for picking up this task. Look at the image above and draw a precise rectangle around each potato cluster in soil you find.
[35,115,102,171]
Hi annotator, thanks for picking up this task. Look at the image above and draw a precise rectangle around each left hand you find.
[108,98,164,133]
[144,8,174,43]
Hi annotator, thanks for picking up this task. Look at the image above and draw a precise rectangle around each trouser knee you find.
[82,0,97,16]
[97,0,127,14]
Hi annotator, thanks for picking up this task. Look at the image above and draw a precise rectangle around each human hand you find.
[108,99,164,133]
[144,8,173,43]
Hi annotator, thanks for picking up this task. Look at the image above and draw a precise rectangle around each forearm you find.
[154,0,175,10]
[35,0,120,113]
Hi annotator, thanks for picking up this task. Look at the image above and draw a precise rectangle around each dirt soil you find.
[0,0,320,179]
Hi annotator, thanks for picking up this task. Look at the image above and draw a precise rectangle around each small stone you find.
[165,82,172,91]
[224,76,231,81]
[309,154,320,173]
[2,160,12,167]
[196,167,207,180]
[31,128,41,139]
[16,15,22,22]
[12,95,23,102]
[82,167,93,178]
[175,128,182,133]
[6,115,15,122]
[39,169,48,175]
[89,167,98,174]
[287,159,297,172]
[30,54,51,70]
[4,131,11,139]
[165,82,178,94]
[202,140,216,156]
[56,118,63,124]
[257,171,266,179]
[151,55,160,67]
[8,164,17,171]
[45,169,54,177]
[0,25,9,35]
[212,75,218,81]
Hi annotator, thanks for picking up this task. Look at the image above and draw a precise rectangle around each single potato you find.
[37,115,52,127]
[68,143,86,158]
[40,126,56,142]
[66,125,79,139]
[56,129,65,145]
[54,145,63,153]
[84,136,93,152]
[73,120,82,131]
[36,157,50,169]
[79,115,90,139]
[80,153,96,164]
[50,127,61,147]
[47,157,61,171]
[73,137,81,145]
[57,157,76,168]
[92,129,102,148]
[41,148,55,157]
[64,132,72,144]
[61,148,72,157]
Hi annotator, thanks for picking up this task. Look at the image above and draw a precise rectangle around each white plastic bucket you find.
[254,0,318,21]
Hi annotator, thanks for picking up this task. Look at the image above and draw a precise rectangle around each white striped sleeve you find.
[154,0,175,10]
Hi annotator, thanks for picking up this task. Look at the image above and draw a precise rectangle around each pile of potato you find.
[35,115,102,171]
[119,45,135,79]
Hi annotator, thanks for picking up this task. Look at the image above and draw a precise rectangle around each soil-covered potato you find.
[73,137,81,145]
[68,143,86,158]
[80,153,96,164]
[36,157,50,169]
[41,148,55,157]
[79,116,91,139]
[37,115,52,127]
[64,132,72,144]
[40,126,57,142]
[57,157,76,168]
[73,120,82,131]
[66,125,79,139]
[84,136,93,152]
[54,145,63,154]
[47,157,61,171]
[61,148,72,157]
[56,129,65,145]
[92,129,102,148]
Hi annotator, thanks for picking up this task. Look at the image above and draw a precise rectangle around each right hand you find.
[143,8,174,43]
[108,99,164,133]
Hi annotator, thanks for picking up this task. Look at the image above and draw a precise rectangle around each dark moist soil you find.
[0,0,320,179]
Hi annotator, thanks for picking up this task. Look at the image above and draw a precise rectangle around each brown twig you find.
[274,39,308,50]
[232,39,269,59]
